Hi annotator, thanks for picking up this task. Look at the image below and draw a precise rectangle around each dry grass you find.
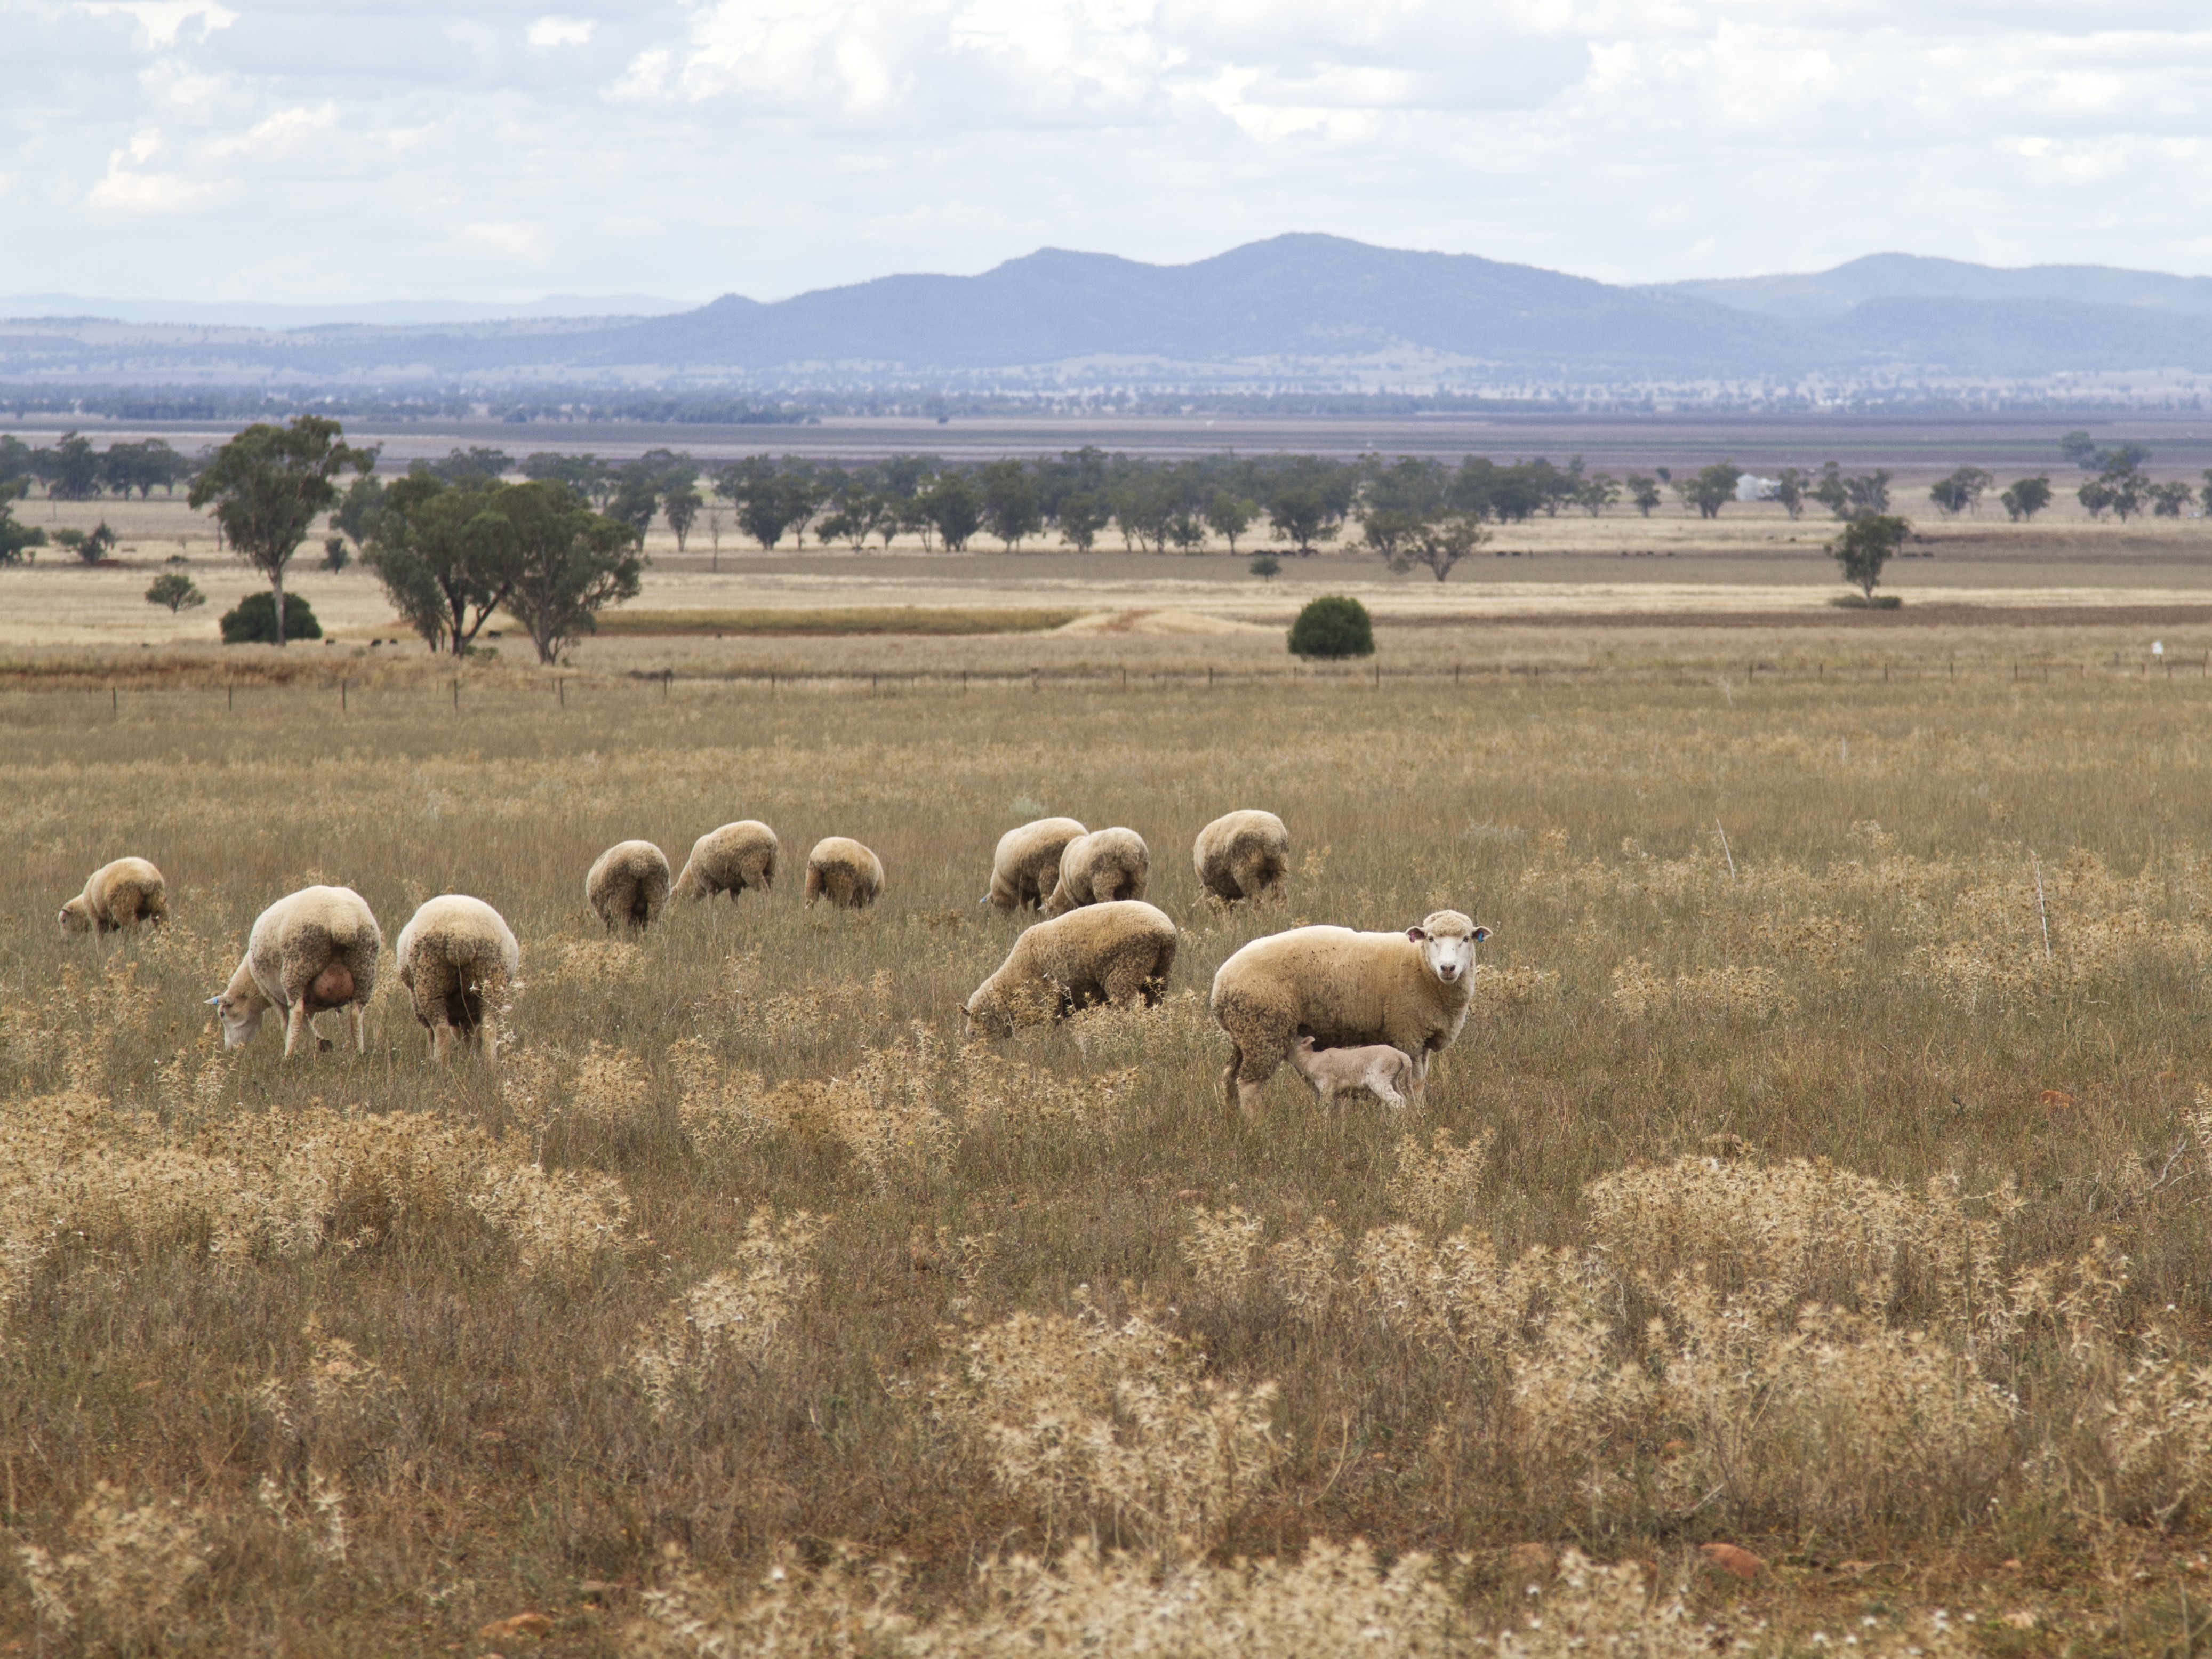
[592,607,1084,636]
[5,654,2212,1652]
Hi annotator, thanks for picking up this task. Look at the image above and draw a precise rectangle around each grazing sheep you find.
[1209,911,1491,1116]
[209,885,383,1057]
[1193,810,1291,904]
[1043,827,1150,916]
[673,821,779,902]
[962,900,1179,1038]
[805,837,884,909]
[982,816,1087,912]
[1287,1035,1416,1110]
[396,895,519,1063]
[59,856,168,935]
[587,840,671,932]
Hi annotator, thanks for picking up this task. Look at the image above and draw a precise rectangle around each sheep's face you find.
[58,899,92,936]
[210,989,267,1049]
[960,999,1013,1040]
[1407,911,1490,988]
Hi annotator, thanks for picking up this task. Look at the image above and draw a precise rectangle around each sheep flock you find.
[62,805,1492,1111]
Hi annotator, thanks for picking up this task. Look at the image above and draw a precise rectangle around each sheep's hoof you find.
[317,1037,334,1053]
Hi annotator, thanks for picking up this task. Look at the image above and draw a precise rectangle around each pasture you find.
[6,649,2212,1655]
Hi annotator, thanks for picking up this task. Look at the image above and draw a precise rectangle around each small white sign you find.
[2153,640,2166,657]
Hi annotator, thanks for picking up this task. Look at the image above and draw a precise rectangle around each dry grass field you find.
[6,639,2212,1656]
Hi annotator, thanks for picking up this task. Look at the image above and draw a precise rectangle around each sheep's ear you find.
[1472,926,1493,942]
[1406,927,1427,942]
[206,995,224,1008]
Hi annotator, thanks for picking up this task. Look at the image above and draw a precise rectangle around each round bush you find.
[1287,595,1374,659]
[219,591,323,644]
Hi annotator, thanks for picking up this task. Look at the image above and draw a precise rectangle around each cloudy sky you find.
[5,0,2211,306]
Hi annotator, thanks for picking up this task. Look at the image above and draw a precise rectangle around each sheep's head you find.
[959,996,1013,1041]
[1406,911,1490,987]
[57,897,93,936]
[210,960,271,1049]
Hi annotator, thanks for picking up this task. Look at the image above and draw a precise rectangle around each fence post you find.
[111,687,118,717]
[227,683,233,711]
[453,679,460,709]
[341,679,347,713]
[558,678,565,708]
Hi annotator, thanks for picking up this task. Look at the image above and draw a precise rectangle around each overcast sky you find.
[6,0,2211,306]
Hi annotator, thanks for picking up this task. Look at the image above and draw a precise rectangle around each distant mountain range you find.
[5,237,2211,389]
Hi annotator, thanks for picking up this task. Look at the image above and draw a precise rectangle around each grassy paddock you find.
[589,606,1085,637]
[5,661,2212,1653]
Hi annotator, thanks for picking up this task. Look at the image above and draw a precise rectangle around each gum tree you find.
[187,416,373,645]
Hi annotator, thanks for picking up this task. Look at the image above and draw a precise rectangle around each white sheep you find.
[1286,1035,1416,1110]
[1193,810,1291,904]
[673,821,779,903]
[962,900,1179,1037]
[805,837,884,908]
[1208,910,1490,1116]
[396,895,519,1063]
[59,856,169,935]
[587,840,671,932]
[982,816,1087,911]
[1044,827,1150,916]
[209,885,383,1057]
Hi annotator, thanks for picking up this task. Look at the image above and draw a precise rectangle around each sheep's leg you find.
[1372,1073,1406,1110]
[479,1011,501,1065]
[283,1000,311,1057]
[348,1003,365,1054]
[1404,1048,1431,1109]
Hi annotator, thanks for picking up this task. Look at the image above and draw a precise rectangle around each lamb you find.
[1193,810,1291,904]
[1209,911,1491,1116]
[58,856,169,935]
[805,837,884,909]
[587,840,671,932]
[396,895,519,1063]
[673,821,779,903]
[961,900,1179,1038]
[982,816,1087,911]
[1286,1035,1416,1110]
[1043,827,1149,916]
[209,885,383,1057]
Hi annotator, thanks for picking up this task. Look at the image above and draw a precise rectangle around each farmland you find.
[6,632,2212,1654]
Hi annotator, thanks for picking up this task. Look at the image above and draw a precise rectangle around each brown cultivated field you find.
[8,636,2212,1655]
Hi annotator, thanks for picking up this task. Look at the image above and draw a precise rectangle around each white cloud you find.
[15,0,2212,301]
[78,1,238,49]
[527,15,595,47]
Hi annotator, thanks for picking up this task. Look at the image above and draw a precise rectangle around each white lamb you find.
[1286,1035,1416,1109]
[209,885,383,1057]
[396,895,520,1063]
[1209,910,1491,1116]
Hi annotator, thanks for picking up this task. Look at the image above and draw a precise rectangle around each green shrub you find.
[219,591,322,644]
[1287,595,1374,659]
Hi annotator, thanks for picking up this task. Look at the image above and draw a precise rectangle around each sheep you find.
[1286,1035,1416,1110]
[1193,810,1291,905]
[673,821,779,903]
[209,884,383,1057]
[1209,910,1491,1116]
[1043,827,1149,916]
[587,840,671,932]
[58,856,168,935]
[805,837,884,909]
[396,895,519,1063]
[982,816,1087,911]
[962,900,1179,1038]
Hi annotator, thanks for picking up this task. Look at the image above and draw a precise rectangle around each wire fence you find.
[9,648,2211,727]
